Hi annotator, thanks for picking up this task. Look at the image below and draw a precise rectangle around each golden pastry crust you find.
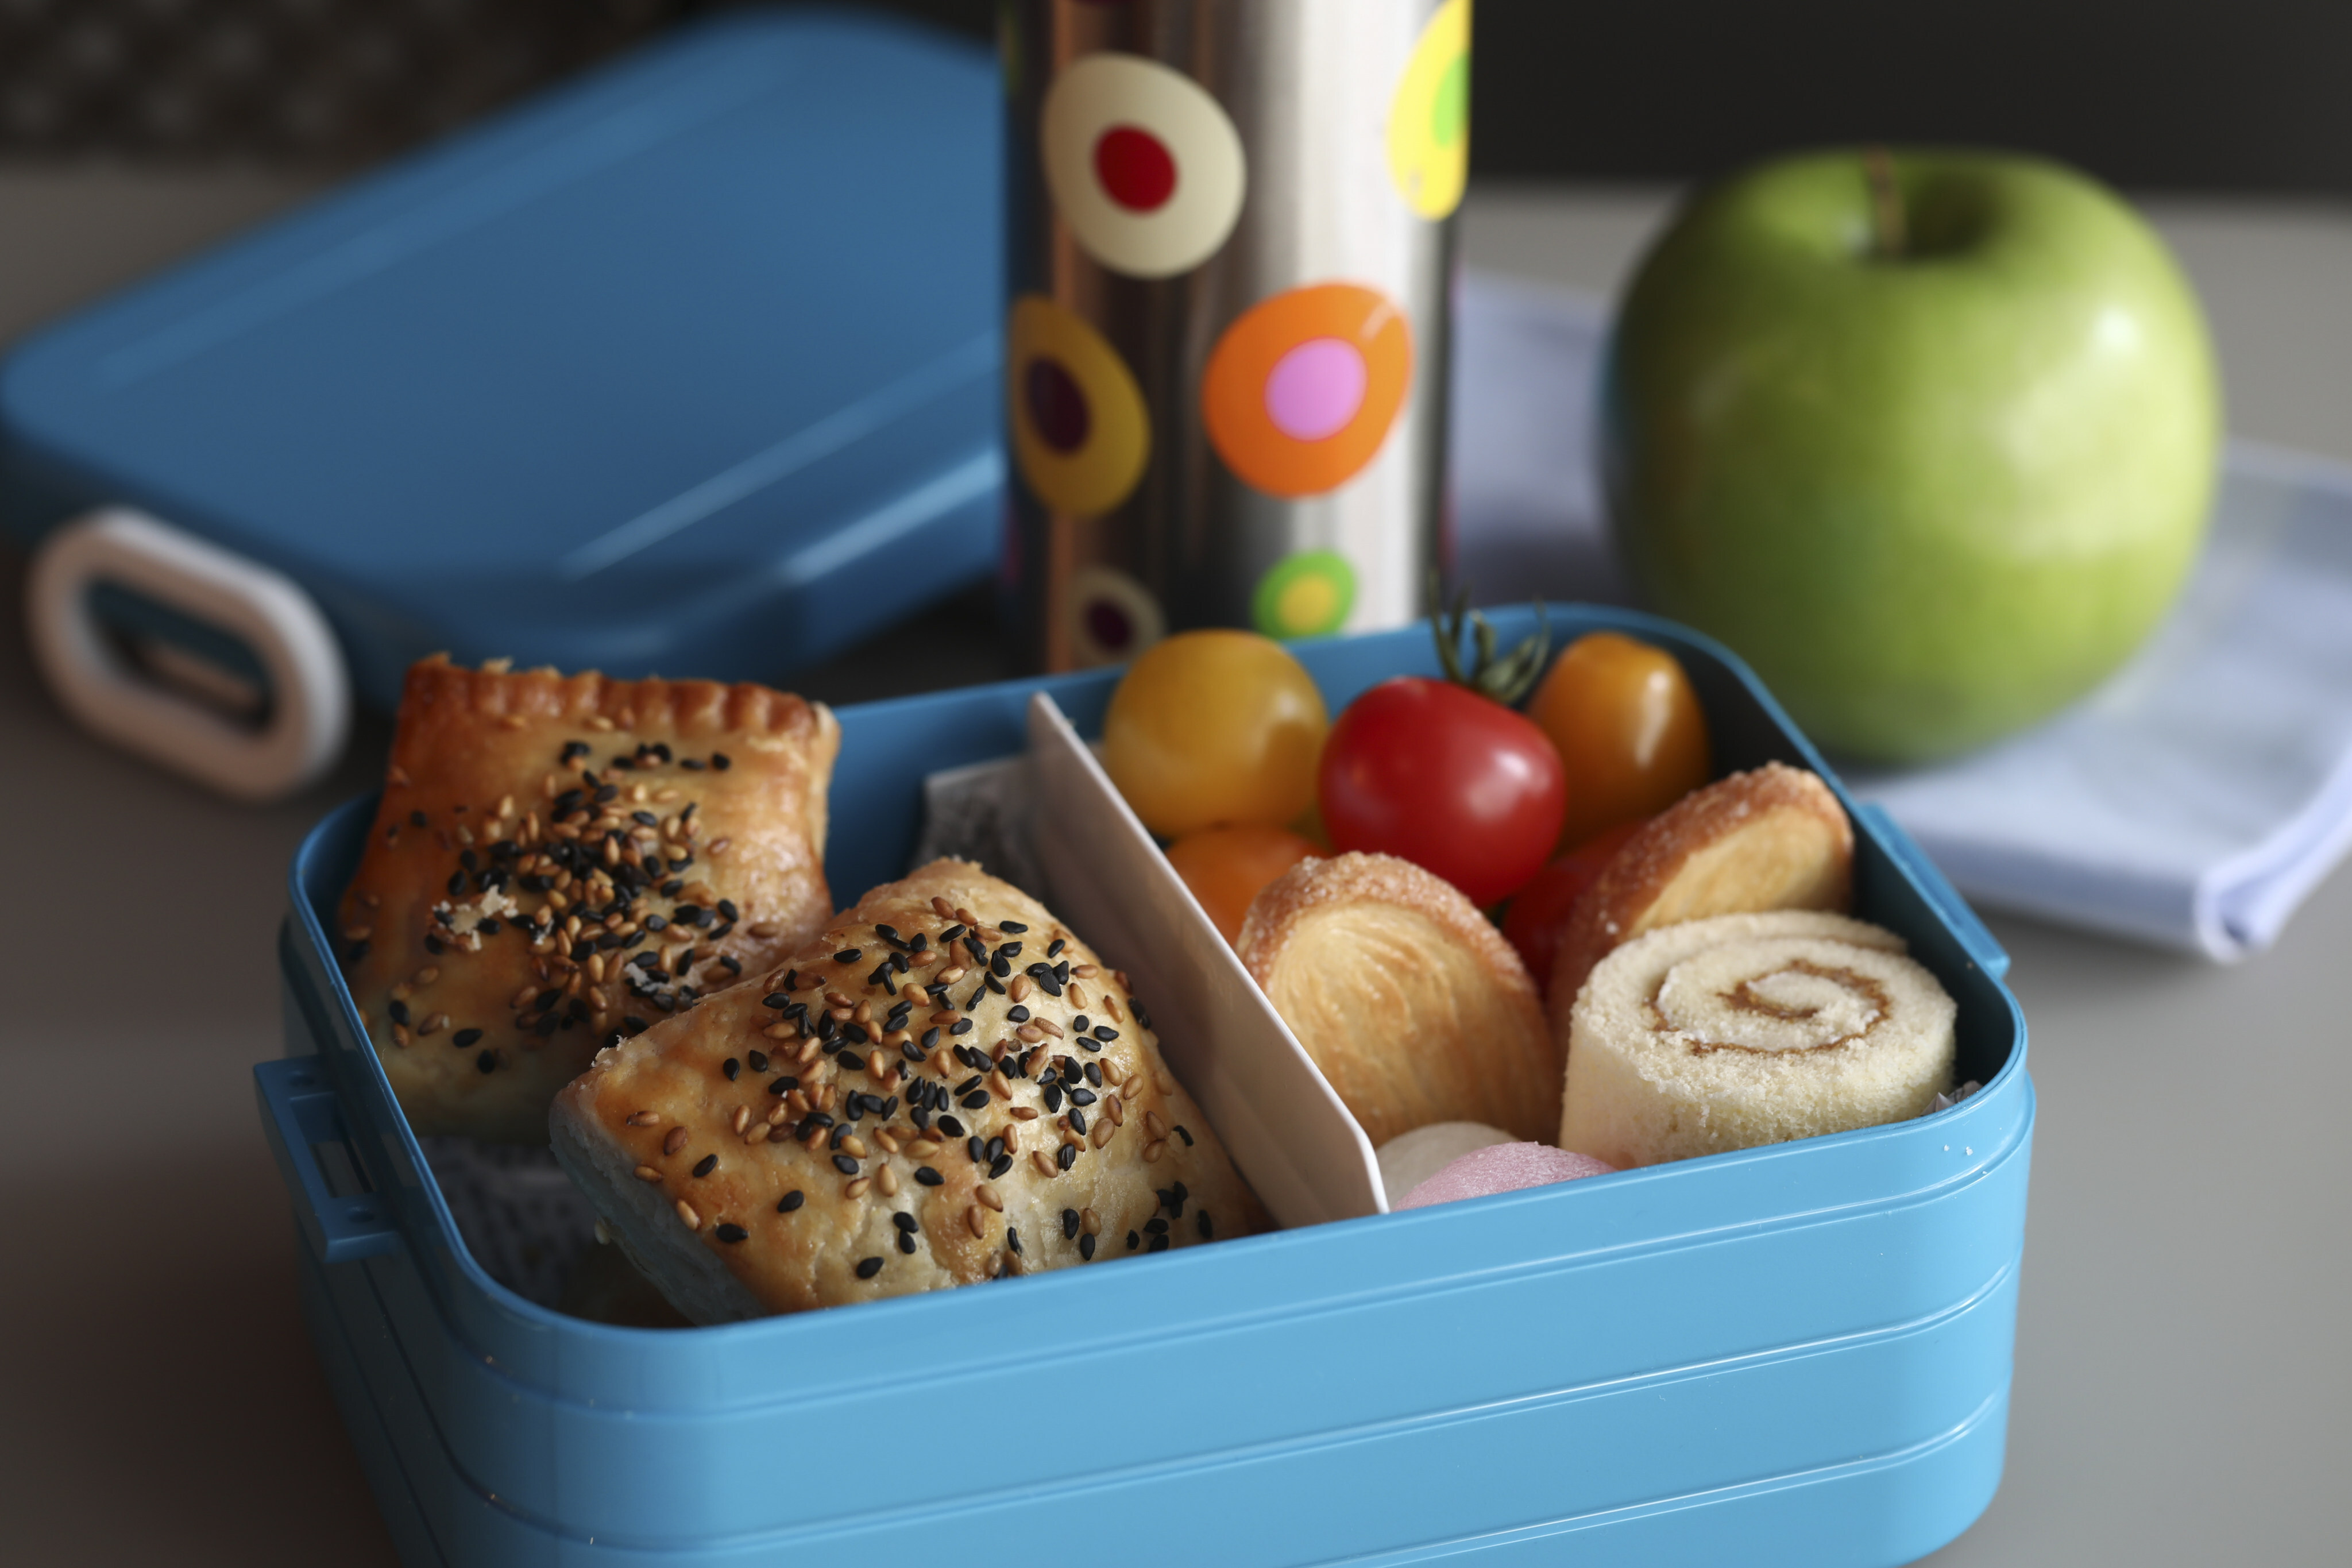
[1547,762,1852,1032]
[1237,852,1558,1145]
[337,656,839,1143]
[549,860,1269,1321]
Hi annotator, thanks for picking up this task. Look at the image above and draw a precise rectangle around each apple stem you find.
[1864,147,1906,260]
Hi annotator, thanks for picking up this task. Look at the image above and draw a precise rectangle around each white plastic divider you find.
[26,507,350,801]
[1024,691,1386,1227]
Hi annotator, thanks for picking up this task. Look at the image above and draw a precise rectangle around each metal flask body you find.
[1002,0,1467,670]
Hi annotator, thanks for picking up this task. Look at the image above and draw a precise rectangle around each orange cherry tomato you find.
[1102,631,1328,837]
[1165,824,1322,944]
[1501,818,1645,996]
[1528,631,1711,849]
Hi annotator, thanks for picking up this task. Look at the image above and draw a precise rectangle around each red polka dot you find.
[1084,597,1137,652]
[1094,125,1177,213]
[1025,357,1091,453]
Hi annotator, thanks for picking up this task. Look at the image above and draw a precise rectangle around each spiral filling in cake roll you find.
[1559,910,1956,1168]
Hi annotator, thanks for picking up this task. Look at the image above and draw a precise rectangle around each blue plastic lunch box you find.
[1,10,1001,796]
[258,604,2032,1566]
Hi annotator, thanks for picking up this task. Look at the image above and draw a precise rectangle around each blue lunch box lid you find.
[0,8,1004,710]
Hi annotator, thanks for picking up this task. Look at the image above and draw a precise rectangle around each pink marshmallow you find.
[1395,1142,1615,1211]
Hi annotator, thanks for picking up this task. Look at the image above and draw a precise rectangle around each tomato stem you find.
[1429,578,1551,706]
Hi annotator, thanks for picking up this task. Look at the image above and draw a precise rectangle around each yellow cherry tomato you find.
[1166,824,1322,944]
[1528,631,1712,848]
[1102,630,1329,836]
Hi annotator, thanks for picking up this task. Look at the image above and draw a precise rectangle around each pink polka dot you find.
[1263,338,1367,442]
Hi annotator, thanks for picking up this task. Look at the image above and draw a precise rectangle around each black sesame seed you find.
[897,1231,917,1254]
[1079,1233,1096,1260]
[477,1051,497,1074]
[1145,1216,1168,1234]
[777,1190,805,1212]
[853,1255,882,1280]
[936,1114,965,1137]
[988,1155,1013,1179]
[1077,1037,1102,1054]
[893,1211,918,1232]
[712,752,732,770]
[450,1027,481,1048]
[999,942,1024,959]
[967,1136,986,1163]
[715,1222,748,1243]
[901,1041,926,1064]
[768,1075,798,1095]
[839,1051,868,1073]
[984,1136,1005,1163]
[1197,1211,1214,1238]
[1057,1144,1077,1172]
[692,1154,717,1177]
[1043,1085,1063,1113]
[990,954,1010,978]
[623,1015,650,1034]
[833,948,862,963]
[1083,1063,1102,1087]
[959,1091,988,1110]
[534,1014,559,1037]
[1006,1006,1031,1024]
[421,936,441,955]
[1135,1002,1153,1029]
[747,1050,768,1072]
[914,1167,943,1186]
[722,1057,741,1080]
[1061,1208,1080,1239]
[920,1027,940,1049]
[409,810,428,828]
[1175,1125,1194,1146]
[1069,1107,1088,1134]
[1069,1088,1097,1107]
[1072,1015,1090,1033]
[1147,1234,1169,1253]
[1094,1026,1120,1041]
[633,810,658,826]
[949,1019,974,1036]
[682,758,705,771]
[998,920,1026,934]
[799,1113,835,1134]
[388,999,411,1026]
[832,1153,859,1176]
[1007,1226,1022,1255]
[1046,938,1065,957]
[1126,1230,1140,1251]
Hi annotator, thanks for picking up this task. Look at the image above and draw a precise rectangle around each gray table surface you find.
[2,165,2346,1565]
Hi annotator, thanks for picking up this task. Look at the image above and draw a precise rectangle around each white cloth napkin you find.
[1450,269,2352,960]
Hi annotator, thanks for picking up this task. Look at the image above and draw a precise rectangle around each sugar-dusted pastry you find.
[1548,762,1852,1021]
[337,657,839,1143]
[1559,910,1956,1169]
[1238,852,1559,1145]
[549,861,1269,1321]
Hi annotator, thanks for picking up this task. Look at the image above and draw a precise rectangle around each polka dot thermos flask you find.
[1002,0,1468,670]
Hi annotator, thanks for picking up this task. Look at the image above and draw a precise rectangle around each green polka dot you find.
[1431,55,1467,149]
[1253,550,1358,640]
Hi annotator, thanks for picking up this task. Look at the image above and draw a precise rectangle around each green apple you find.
[1603,148,2219,763]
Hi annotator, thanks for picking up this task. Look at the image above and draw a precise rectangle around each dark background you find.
[2,0,2345,195]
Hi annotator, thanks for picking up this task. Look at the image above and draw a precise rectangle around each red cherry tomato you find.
[1318,677,1567,906]
[1501,818,1646,997]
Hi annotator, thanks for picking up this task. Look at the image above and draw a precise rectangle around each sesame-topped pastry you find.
[337,656,839,1144]
[549,860,1270,1321]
